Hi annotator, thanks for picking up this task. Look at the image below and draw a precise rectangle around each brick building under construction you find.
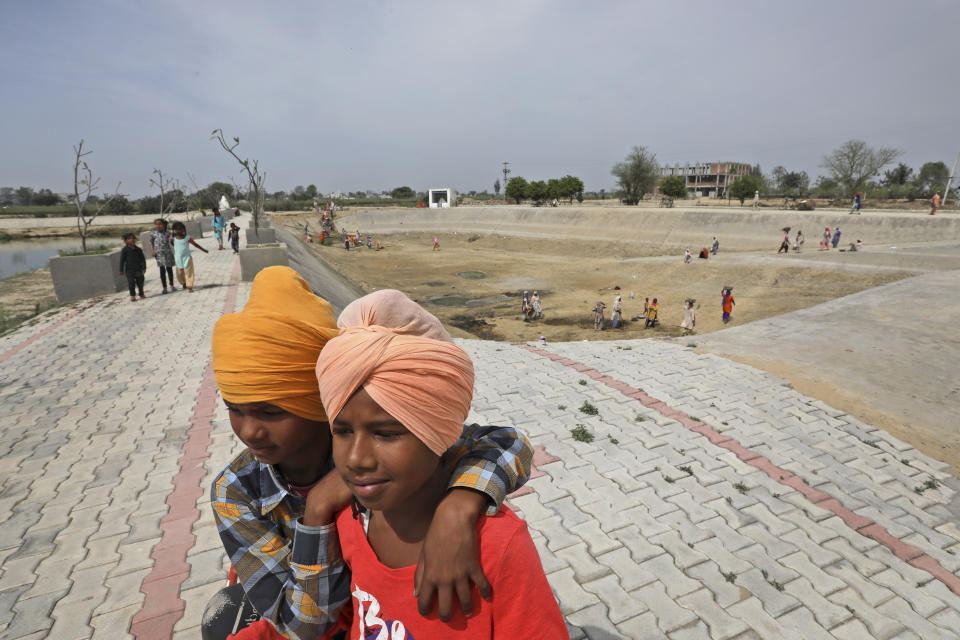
[657,162,753,198]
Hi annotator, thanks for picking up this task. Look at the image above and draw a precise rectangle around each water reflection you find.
[0,238,96,280]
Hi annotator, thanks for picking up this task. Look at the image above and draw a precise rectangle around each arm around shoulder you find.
[448,424,533,514]
[210,464,349,640]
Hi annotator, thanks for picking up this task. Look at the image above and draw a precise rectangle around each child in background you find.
[149,218,176,293]
[213,210,227,250]
[228,223,240,254]
[315,290,566,639]
[171,221,208,292]
[119,233,147,302]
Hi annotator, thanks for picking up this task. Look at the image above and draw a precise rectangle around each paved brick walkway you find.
[1,223,959,638]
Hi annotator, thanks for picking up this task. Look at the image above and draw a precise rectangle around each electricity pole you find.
[944,150,960,206]
[502,162,511,193]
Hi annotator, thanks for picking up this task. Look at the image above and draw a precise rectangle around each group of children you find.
[205,267,567,639]
[119,218,211,300]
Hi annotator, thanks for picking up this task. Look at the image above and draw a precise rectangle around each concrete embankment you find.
[344,206,960,251]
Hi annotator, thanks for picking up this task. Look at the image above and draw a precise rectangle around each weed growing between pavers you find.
[557,405,566,411]
[734,482,749,494]
[686,342,697,348]
[571,424,594,443]
[664,475,675,483]
[635,415,646,422]
[762,569,785,591]
[722,571,737,584]
[915,477,940,494]
[579,401,598,415]
[678,465,693,476]
[578,379,587,386]
[609,436,619,445]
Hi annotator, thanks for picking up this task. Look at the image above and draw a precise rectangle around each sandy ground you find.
[0,268,57,329]
[283,215,908,343]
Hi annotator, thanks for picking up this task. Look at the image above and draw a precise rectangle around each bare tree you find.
[150,168,184,220]
[186,172,203,213]
[211,129,266,238]
[611,146,659,204]
[821,140,902,196]
[71,140,122,253]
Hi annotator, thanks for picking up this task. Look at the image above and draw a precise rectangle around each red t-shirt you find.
[337,506,567,639]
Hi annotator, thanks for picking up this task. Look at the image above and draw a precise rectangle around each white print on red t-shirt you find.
[353,585,414,640]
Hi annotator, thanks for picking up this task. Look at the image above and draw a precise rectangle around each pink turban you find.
[315,290,474,455]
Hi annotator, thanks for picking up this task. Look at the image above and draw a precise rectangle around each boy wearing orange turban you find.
[315,290,566,639]
[208,269,533,640]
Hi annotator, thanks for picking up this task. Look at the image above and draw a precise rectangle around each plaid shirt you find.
[211,423,533,640]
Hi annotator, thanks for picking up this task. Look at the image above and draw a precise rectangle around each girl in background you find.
[149,218,176,293]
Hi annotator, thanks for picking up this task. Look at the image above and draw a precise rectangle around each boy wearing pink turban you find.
[208,270,533,640]
[316,290,566,638]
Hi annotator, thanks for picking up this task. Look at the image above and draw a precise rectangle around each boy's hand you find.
[303,470,352,526]
[415,488,491,620]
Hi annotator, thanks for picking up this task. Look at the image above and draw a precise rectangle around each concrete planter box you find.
[245,227,277,244]
[199,217,212,233]
[240,243,289,281]
[140,230,155,251]
[49,248,126,303]
[185,220,203,239]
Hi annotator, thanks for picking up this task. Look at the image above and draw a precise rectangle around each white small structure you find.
[428,188,456,208]
[218,195,231,211]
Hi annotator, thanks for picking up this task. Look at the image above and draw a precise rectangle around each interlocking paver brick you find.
[630,580,698,633]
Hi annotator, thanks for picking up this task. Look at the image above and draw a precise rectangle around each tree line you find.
[606,141,953,205]
[503,175,585,205]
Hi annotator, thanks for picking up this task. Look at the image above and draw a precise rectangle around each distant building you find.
[428,188,456,208]
[657,162,752,198]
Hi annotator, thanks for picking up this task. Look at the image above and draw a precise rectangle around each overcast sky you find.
[1,0,957,197]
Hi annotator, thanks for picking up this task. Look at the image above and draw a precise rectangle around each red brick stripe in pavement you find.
[130,261,241,639]
[0,302,94,364]
[515,343,960,598]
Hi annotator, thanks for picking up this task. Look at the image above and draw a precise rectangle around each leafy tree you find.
[15,186,34,206]
[0,187,13,205]
[526,180,548,204]
[915,161,949,195]
[33,188,61,205]
[504,176,528,204]
[104,194,133,215]
[658,176,686,199]
[292,185,306,199]
[769,166,788,192]
[559,175,584,203]
[305,184,318,199]
[391,186,415,199]
[780,171,809,195]
[813,176,840,196]
[821,139,901,196]
[883,163,913,186]
[611,146,658,204]
[547,178,563,200]
[494,178,500,196]
[750,164,763,177]
[728,175,764,205]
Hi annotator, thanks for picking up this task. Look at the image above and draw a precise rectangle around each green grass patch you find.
[58,244,117,256]
[579,401,598,415]
[570,424,594,443]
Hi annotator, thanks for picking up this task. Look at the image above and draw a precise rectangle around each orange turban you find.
[315,290,474,455]
[212,266,339,421]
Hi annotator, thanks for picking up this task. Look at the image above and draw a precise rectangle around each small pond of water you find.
[457,271,487,279]
[0,238,102,280]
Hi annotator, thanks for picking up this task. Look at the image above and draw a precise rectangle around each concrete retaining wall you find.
[349,207,960,251]
[239,243,288,281]
[49,248,127,303]
[245,227,277,244]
